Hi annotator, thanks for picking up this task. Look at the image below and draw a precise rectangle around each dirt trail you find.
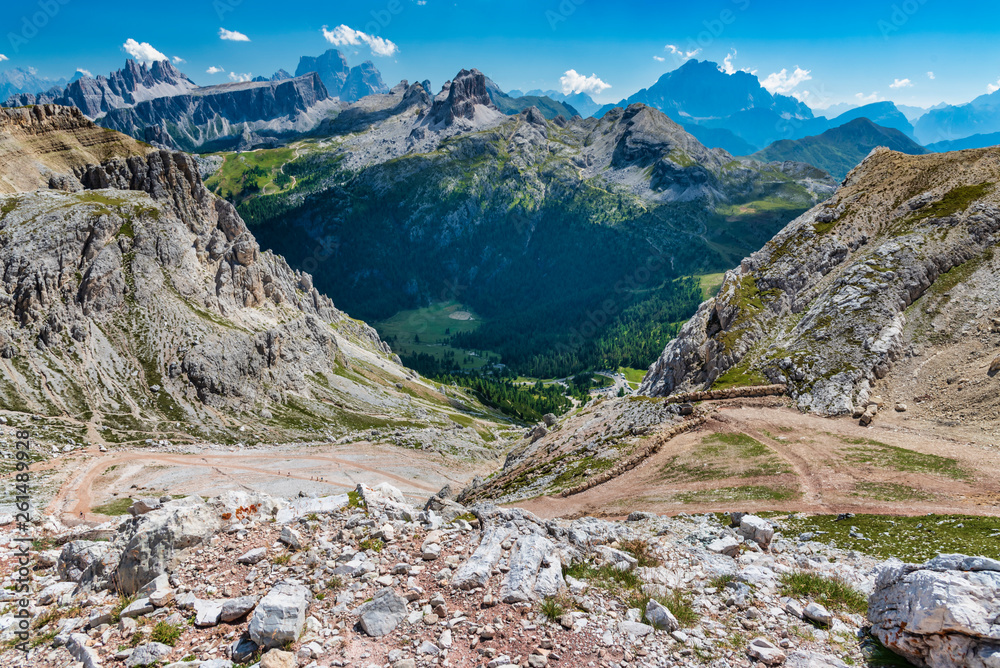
[515,403,1000,520]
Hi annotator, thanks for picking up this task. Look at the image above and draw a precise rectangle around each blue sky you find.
[2,0,999,110]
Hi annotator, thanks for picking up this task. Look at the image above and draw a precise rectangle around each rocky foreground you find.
[1,484,996,668]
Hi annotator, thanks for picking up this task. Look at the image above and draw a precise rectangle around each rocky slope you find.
[640,146,1000,423]
[0,107,501,444]
[5,60,198,118]
[1,480,992,668]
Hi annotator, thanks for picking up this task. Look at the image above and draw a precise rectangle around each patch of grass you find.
[778,571,868,616]
[272,554,291,566]
[111,594,136,623]
[539,596,566,622]
[628,589,699,628]
[562,560,641,590]
[346,490,366,511]
[708,574,736,589]
[696,272,726,300]
[374,301,490,372]
[359,537,384,553]
[852,482,931,502]
[91,497,133,516]
[150,620,184,647]
[712,361,768,390]
[619,538,662,568]
[326,576,343,590]
[673,485,800,504]
[770,513,1000,562]
[910,183,994,223]
[660,432,790,482]
[837,436,968,480]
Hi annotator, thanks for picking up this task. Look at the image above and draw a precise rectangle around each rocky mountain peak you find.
[294,49,387,102]
[429,68,497,126]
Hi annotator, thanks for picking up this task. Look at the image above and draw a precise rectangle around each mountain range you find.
[215,68,834,379]
[0,66,70,101]
[509,88,602,117]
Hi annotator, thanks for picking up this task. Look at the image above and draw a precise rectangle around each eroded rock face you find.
[640,147,1000,415]
[0,109,396,428]
[58,540,118,588]
[869,554,1000,668]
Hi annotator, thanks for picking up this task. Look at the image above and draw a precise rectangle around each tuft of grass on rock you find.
[150,620,184,647]
[779,571,867,615]
[619,538,662,568]
[539,596,566,622]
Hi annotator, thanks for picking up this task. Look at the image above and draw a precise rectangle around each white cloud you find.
[760,67,811,94]
[718,50,756,76]
[228,72,252,82]
[988,78,1000,94]
[122,39,168,64]
[927,71,935,80]
[219,28,250,42]
[855,91,884,104]
[665,44,700,59]
[890,78,913,89]
[172,56,185,64]
[0,54,8,62]
[560,69,612,96]
[653,55,665,62]
[76,68,92,77]
[206,66,225,74]
[321,24,398,57]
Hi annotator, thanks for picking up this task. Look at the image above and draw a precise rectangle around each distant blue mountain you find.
[915,89,1000,145]
[509,88,600,117]
[925,131,1000,152]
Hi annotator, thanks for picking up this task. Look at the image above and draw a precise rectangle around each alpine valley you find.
[0,27,999,668]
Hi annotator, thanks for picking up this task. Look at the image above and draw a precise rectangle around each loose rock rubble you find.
[0,485,989,667]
